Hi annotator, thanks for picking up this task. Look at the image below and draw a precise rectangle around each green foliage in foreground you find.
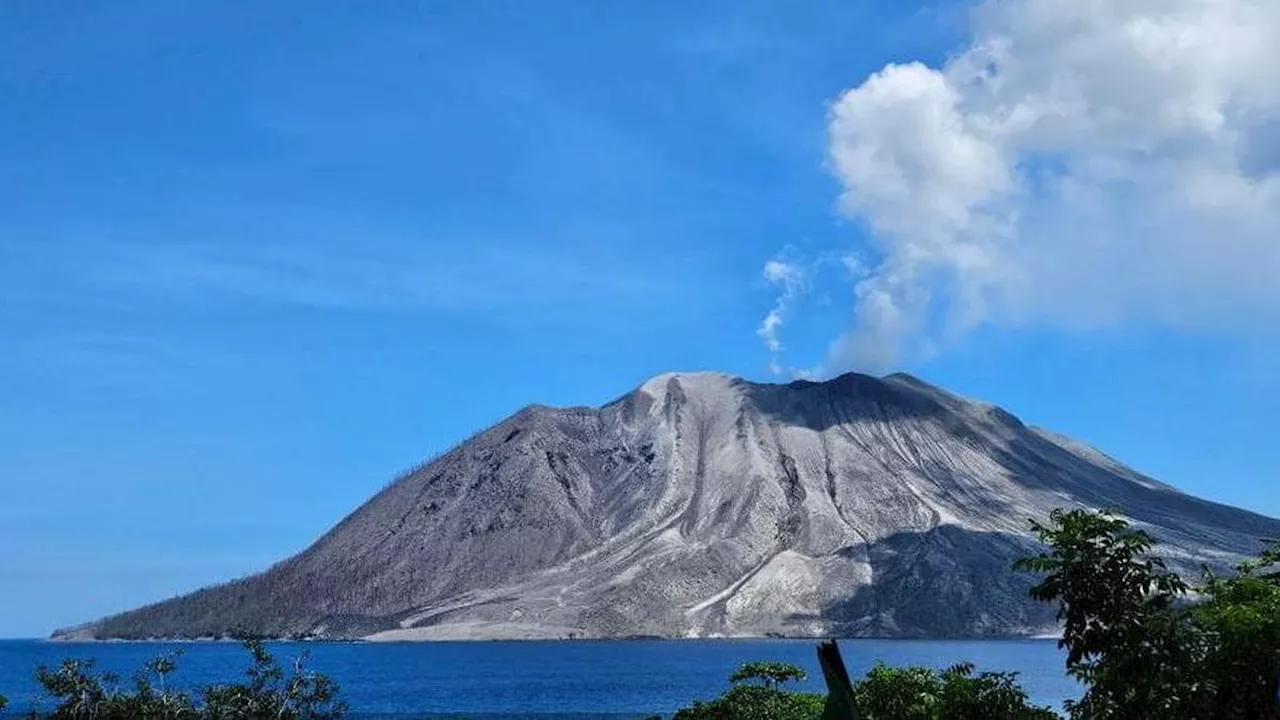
[730,661,809,689]
[671,661,824,720]
[1018,507,1280,719]
[851,663,1056,720]
[671,682,825,720]
[671,658,1054,720]
[12,638,345,719]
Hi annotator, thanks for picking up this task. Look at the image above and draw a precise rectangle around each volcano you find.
[56,371,1280,640]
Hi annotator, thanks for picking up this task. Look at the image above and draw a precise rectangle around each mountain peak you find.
[630,369,943,396]
[882,370,930,386]
[637,370,737,389]
[61,370,1280,643]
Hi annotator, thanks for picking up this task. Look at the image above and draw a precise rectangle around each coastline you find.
[42,631,1066,644]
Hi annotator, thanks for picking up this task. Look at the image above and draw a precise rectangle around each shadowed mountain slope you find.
[56,372,1280,640]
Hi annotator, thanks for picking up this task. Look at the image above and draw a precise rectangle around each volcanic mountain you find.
[56,371,1280,640]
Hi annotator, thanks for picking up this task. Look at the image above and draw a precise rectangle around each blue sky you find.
[3,0,1280,638]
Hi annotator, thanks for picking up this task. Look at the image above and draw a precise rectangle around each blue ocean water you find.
[0,638,1076,718]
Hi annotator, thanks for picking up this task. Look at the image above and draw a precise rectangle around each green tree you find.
[33,654,198,719]
[852,662,1056,720]
[29,638,345,719]
[673,661,824,720]
[1189,544,1280,717]
[200,639,346,719]
[1017,507,1280,719]
[851,664,940,719]
[730,662,809,690]
[935,663,1058,720]
[1015,508,1200,717]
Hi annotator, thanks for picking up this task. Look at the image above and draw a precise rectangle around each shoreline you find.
[39,632,1064,644]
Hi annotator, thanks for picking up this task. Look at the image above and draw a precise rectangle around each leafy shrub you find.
[26,638,345,719]
[852,662,1056,719]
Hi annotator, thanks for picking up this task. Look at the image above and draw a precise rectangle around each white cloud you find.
[820,0,1280,373]
[757,257,808,374]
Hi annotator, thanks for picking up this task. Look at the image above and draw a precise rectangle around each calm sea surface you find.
[0,638,1076,718]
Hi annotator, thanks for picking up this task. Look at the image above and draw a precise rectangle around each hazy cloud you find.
[89,241,690,317]
[819,0,1280,373]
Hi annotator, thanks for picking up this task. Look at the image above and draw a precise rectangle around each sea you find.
[0,638,1077,718]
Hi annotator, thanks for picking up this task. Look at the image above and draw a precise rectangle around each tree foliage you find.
[1017,507,1280,719]
[852,662,1056,720]
[673,661,824,720]
[672,657,1052,720]
[33,654,197,719]
[730,661,809,689]
[20,638,345,719]
[200,639,345,719]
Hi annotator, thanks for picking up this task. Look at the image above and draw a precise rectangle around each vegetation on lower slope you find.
[9,508,1280,718]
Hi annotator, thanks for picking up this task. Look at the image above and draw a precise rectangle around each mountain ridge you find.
[55,370,1280,641]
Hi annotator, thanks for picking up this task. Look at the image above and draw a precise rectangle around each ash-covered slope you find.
[57,372,1280,640]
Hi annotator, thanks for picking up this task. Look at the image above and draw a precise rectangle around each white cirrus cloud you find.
[819,0,1280,374]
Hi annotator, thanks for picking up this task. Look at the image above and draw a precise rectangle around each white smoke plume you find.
[758,257,808,375]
